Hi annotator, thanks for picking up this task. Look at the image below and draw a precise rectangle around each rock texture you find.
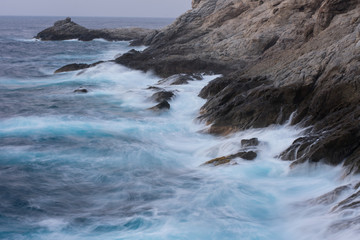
[115,0,360,175]
[36,17,155,42]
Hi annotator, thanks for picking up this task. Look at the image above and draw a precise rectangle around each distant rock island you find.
[37,0,360,177]
[35,17,156,42]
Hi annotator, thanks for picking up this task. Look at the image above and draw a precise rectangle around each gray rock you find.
[241,138,259,148]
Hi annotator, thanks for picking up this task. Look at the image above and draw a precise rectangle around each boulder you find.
[150,91,175,103]
[148,100,171,111]
[241,138,259,148]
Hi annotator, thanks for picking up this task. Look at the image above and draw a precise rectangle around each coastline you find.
[28,0,360,237]
[40,0,360,176]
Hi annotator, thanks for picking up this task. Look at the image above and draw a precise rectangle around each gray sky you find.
[0,0,191,18]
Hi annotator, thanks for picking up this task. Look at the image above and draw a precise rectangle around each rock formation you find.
[36,17,155,42]
[37,1,360,175]
[116,0,360,176]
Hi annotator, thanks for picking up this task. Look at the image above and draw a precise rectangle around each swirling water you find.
[0,16,359,240]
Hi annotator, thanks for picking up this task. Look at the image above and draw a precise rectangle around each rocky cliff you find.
[117,0,360,175]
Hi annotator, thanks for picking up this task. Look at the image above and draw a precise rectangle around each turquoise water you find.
[0,16,358,240]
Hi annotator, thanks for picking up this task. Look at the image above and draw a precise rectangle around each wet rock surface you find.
[73,88,88,93]
[203,151,257,166]
[150,91,175,103]
[157,74,204,85]
[148,100,171,111]
[36,17,156,42]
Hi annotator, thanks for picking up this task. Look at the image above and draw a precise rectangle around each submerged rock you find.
[241,138,259,148]
[36,17,156,42]
[157,74,204,85]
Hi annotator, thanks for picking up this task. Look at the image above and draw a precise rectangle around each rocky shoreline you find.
[36,0,360,231]
[43,0,360,177]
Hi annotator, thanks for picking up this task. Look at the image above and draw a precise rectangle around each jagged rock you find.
[150,91,175,103]
[241,138,259,148]
[36,18,156,42]
[332,190,360,212]
[203,150,257,166]
[54,61,104,73]
[148,100,171,111]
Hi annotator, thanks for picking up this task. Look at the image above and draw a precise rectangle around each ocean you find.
[0,16,358,240]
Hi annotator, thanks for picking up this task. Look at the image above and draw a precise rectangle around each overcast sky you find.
[0,0,191,18]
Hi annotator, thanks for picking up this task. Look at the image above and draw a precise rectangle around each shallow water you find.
[0,16,359,240]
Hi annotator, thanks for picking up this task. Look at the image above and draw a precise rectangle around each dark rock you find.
[55,61,104,73]
[148,101,170,111]
[203,150,257,166]
[198,75,313,135]
[115,53,229,78]
[232,151,257,161]
[55,63,90,73]
[36,18,156,42]
[241,138,259,148]
[150,91,175,103]
[146,86,163,91]
[74,88,88,93]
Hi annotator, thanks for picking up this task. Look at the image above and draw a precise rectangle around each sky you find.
[0,0,191,18]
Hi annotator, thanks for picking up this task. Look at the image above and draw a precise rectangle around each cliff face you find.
[117,0,360,175]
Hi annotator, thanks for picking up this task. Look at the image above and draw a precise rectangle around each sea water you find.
[0,16,359,240]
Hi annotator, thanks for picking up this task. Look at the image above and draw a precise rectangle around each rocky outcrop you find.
[54,61,104,73]
[116,0,360,175]
[36,17,155,42]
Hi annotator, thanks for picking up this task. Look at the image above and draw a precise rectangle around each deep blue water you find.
[0,16,358,240]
